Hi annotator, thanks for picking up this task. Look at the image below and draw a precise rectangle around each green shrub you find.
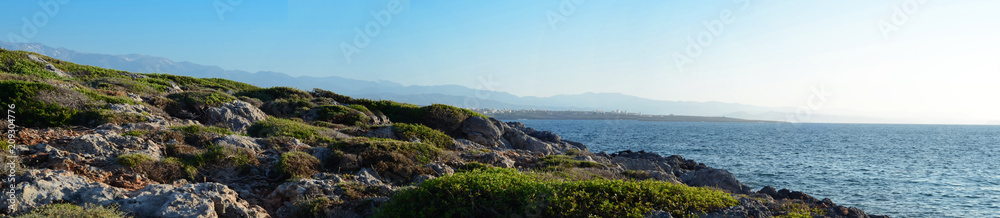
[166,91,236,108]
[294,197,335,218]
[116,153,154,168]
[260,98,315,118]
[335,137,443,165]
[376,168,737,218]
[351,99,423,123]
[14,203,127,218]
[277,151,320,179]
[310,88,354,104]
[0,81,80,127]
[332,138,442,183]
[310,105,370,125]
[163,91,236,119]
[246,118,335,144]
[391,123,453,149]
[346,104,372,115]
[192,144,258,168]
[235,87,312,102]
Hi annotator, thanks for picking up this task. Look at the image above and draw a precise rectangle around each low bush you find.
[0,81,84,127]
[376,168,738,218]
[236,87,312,102]
[391,123,453,149]
[420,104,484,133]
[246,118,336,144]
[309,88,353,103]
[14,203,126,218]
[332,137,444,184]
[260,98,315,118]
[293,197,335,218]
[164,91,236,119]
[116,153,154,168]
[310,105,369,125]
[277,151,321,179]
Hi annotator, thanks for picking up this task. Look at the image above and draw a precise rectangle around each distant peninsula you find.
[474,109,779,123]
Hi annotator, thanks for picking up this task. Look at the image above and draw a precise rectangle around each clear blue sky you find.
[2,1,1000,123]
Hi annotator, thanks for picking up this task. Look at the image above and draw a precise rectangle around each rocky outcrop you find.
[27,54,71,78]
[681,168,752,194]
[460,116,503,147]
[203,100,268,133]
[502,121,588,155]
[1,169,127,214]
[118,183,269,218]
[64,132,163,162]
[214,135,268,155]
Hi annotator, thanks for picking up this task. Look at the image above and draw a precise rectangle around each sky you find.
[2,0,1000,124]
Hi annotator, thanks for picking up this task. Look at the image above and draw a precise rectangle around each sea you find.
[516,120,1000,218]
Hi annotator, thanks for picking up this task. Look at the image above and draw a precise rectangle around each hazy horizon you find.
[2,1,999,124]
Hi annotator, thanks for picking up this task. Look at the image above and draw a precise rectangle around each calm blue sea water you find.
[516,120,1000,218]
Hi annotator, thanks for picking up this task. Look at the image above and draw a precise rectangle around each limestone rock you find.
[118,183,269,218]
[203,100,268,133]
[1,169,127,214]
[65,133,163,162]
[680,168,752,194]
[460,116,503,147]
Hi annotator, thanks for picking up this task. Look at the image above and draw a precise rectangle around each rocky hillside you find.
[0,48,885,218]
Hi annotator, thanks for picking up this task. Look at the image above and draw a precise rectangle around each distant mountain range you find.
[2,41,874,123]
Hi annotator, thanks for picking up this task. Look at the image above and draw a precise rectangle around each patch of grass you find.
[172,125,236,136]
[74,88,139,105]
[277,151,321,179]
[14,203,127,218]
[391,123,453,149]
[122,130,146,137]
[116,153,154,168]
[376,168,737,218]
[246,118,335,144]
[540,155,600,171]
[0,49,63,79]
[235,87,312,102]
[622,170,652,180]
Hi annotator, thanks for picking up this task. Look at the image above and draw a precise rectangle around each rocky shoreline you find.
[4,106,886,217]
[0,49,887,217]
